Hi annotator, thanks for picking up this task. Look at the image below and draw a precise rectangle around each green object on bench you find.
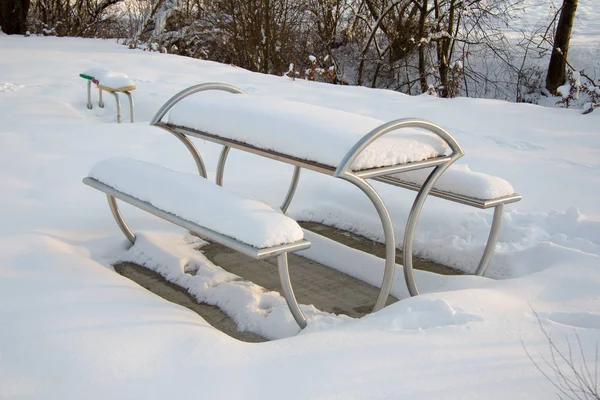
[80,68,135,123]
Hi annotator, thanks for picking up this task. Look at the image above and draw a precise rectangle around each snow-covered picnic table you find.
[85,82,522,325]
[142,83,522,312]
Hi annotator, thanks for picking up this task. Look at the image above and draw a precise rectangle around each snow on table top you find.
[89,158,304,248]
[168,94,452,170]
[394,164,516,200]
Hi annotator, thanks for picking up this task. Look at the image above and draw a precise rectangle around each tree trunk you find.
[546,0,578,93]
[0,0,30,34]
[418,0,428,93]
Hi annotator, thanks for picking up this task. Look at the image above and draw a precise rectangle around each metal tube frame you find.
[99,85,244,251]
[151,83,246,183]
[475,204,504,276]
[334,118,464,305]
[107,193,136,244]
[216,145,230,186]
[86,177,309,329]
[87,84,133,123]
[278,253,307,328]
[402,162,459,296]
[338,172,397,311]
[86,81,93,109]
[98,88,104,108]
[152,82,303,213]
[111,92,122,123]
[216,144,302,213]
[281,166,301,214]
[140,83,515,319]
[124,91,135,123]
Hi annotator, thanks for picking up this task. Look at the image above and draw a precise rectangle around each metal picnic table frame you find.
[103,82,521,313]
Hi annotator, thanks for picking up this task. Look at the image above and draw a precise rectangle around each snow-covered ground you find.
[0,32,599,398]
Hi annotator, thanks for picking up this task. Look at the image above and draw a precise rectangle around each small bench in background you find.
[80,68,136,123]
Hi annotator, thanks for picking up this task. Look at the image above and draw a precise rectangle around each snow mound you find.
[366,297,483,330]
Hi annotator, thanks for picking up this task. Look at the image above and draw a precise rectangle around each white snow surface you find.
[0,32,599,399]
[168,94,451,170]
[394,164,516,200]
[89,157,304,248]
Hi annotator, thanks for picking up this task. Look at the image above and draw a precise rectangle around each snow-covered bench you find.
[83,157,311,329]
[79,68,136,123]
[145,82,521,314]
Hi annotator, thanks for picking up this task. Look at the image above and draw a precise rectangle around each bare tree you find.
[546,0,578,93]
[0,0,30,34]
[28,0,124,37]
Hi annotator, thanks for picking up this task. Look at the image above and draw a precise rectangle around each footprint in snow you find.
[486,135,546,151]
[0,82,25,92]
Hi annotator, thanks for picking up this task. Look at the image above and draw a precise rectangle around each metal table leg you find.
[124,91,135,123]
[475,204,505,276]
[278,252,307,328]
[86,81,92,109]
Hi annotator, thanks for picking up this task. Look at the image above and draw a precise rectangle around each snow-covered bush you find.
[556,68,600,114]
[27,0,125,38]
[303,55,338,84]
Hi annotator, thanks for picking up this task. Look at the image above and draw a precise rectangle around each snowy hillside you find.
[0,33,599,399]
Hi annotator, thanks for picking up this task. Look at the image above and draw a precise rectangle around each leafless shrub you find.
[27,0,125,37]
[524,312,599,400]
[554,66,600,114]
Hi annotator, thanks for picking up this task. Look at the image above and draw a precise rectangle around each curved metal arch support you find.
[216,145,230,186]
[334,119,464,177]
[475,204,505,276]
[107,194,136,244]
[402,160,460,297]
[171,131,207,178]
[150,82,246,126]
[337,173,396,312]
[215,145,301,214]
[334,118,464,301]
[278,252,307,329]
[281,166,301,214]
[150,83,244,180]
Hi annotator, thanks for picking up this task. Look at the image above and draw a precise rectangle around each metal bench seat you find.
[83,158,311,329]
